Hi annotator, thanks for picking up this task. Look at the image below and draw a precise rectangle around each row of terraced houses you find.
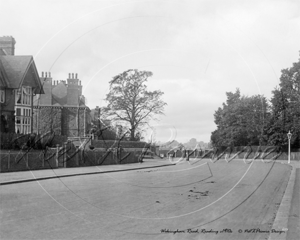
[0,36,91,137]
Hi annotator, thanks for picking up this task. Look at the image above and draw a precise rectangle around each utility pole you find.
[287,131,292,164]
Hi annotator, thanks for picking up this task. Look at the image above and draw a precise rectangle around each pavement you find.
[269,160,300,240]
[269,161,300,240]
[287,167,300,240]
[0,158,175,185]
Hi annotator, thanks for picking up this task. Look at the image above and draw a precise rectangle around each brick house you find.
[0,36,44,134]
[33,72,91,137]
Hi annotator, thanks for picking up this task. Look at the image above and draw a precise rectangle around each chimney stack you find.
[0,36,16,55]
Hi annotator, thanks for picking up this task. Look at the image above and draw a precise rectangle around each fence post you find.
[80,148,83,165]
[73,147,77,166]
[56,144,59,168]
[42,150,44,167]
[63,142,67,168]
[117,147,120,164]
[26,152,29,168]
[8,150,11,170]
[45,146,48,167]
[134,149,136,163]
[95,150,97,165]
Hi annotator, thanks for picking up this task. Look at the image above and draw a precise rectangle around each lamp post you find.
[287,131,292,164]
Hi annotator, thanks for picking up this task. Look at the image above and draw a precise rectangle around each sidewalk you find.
[269,160,300,240]
[0,159,175,185]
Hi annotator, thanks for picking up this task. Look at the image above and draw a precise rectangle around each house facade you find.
[33,72,91,137]
[0,36,44,134]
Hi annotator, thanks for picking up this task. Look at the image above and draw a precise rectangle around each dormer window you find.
[15,86,32,106]
[0,89,5,103]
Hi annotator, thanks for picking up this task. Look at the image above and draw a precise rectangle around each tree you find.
[266,54,300,147]
[183,138,198,149]
[211,89,269,147]
[103,69,167,141]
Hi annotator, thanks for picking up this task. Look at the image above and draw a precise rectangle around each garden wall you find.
[0,140,154,172]
[91,140,151,149]
[0,149,58,172]
[65,148,143,167]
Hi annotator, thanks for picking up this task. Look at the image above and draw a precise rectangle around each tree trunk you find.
[130,126,135,141]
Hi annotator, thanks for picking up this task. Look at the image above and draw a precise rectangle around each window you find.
[15,107,31,134]
[15,86,32,106]
[15,86,32,134]
[0,90,5,103]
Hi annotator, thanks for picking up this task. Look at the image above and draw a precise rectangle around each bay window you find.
[15,86,32,134]
[0,89,5,103]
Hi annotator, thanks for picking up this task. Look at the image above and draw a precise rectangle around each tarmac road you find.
[0,159,294,239]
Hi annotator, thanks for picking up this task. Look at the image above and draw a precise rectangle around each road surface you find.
[0,159,292,239]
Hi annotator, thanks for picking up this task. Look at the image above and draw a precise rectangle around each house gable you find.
[22,63,44,94]
[0,56,44,93]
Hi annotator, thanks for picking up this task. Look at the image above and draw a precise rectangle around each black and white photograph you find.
[0,0,299,239]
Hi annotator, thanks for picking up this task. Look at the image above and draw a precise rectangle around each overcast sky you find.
[1,0,299,143]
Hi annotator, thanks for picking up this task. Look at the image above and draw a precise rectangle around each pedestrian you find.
[187,150,190,161]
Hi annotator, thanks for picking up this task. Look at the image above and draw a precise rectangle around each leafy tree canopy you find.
[266,55,300,147]
[211,53,300,148]
[103,69,167,141]
[211,89,269,147]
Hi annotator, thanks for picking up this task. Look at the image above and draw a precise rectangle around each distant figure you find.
[199,149,203,158]
[186,150,190,161]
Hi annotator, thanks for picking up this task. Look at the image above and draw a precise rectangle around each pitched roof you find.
[0,55,44,93]
[0,56,32,88]
[0,58,9,87]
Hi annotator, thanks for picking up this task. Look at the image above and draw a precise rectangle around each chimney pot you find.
[69,73,71,79]
[45,72,48,77]
[42,72,44,77]
[49,72,51,78]
[75,73,78,79]
[72,73,74,79]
